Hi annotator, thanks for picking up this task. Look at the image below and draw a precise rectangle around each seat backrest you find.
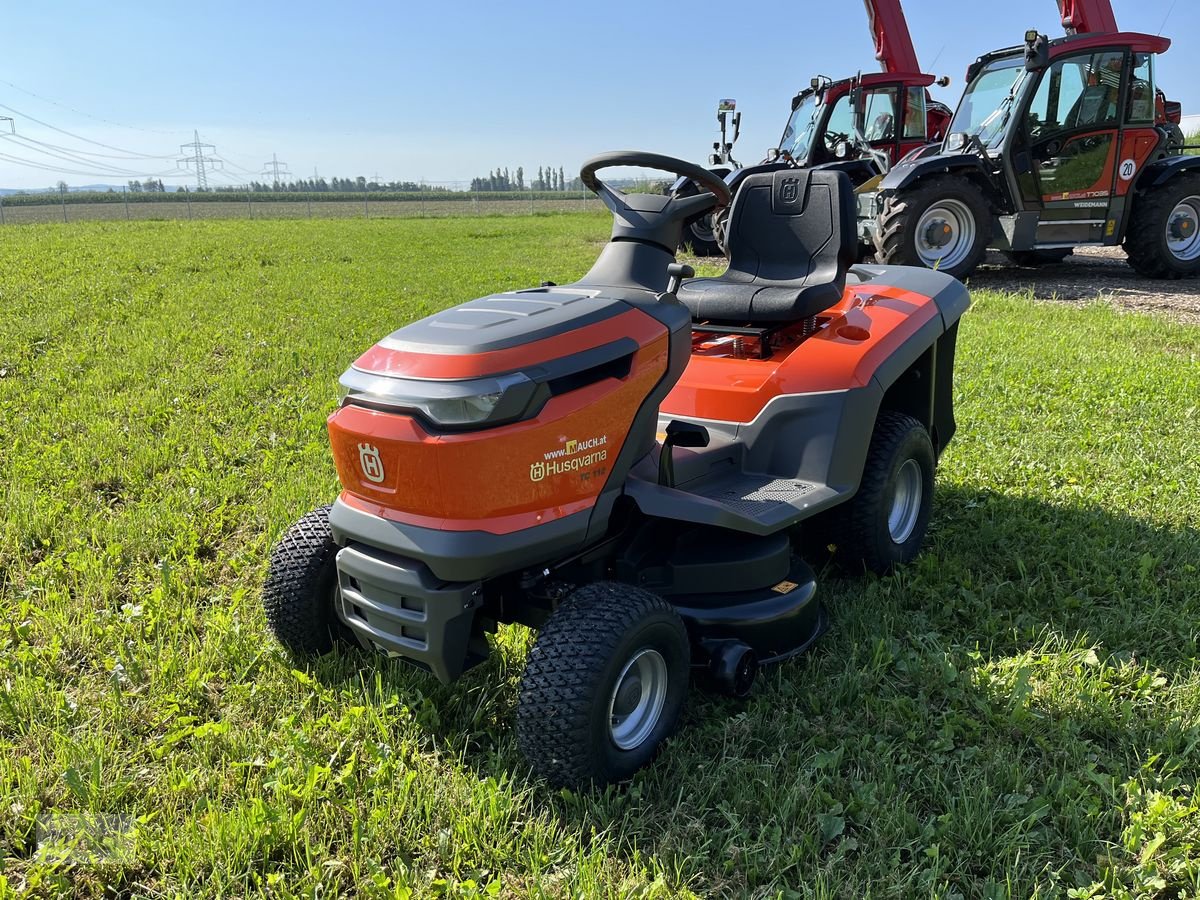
[723,168,857,293]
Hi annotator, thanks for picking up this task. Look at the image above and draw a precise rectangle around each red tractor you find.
[682,0,952,255]
[865,0,1198,278]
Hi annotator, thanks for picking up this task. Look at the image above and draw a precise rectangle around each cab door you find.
[1015,49,1126,246]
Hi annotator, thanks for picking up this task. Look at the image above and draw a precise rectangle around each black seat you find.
[677,169,857,324]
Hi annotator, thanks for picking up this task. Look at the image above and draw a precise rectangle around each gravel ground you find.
[966,246,1200,325]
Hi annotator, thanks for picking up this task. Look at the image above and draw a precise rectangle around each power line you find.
[178,130,222,189]
[0,77,175,135]
[0,101,175,157]
[3,134,148,177]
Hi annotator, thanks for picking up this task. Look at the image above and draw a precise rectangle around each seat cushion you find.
[677,168,856,324]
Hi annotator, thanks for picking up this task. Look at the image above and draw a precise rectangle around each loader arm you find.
[863,0,921,74]
[1056,0,1119,34]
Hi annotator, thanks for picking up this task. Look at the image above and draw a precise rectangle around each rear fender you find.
[1133,154,1200,192]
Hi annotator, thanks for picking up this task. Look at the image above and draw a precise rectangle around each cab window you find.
[1126,53,1154,123]
[1025,50,1126,138]
[903,87,927,139]
[863,88,899,142]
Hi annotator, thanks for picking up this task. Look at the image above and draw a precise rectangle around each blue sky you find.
[1,0,1196,189]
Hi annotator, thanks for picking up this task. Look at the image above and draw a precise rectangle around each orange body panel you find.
[353,309,663,379]
[662,284,939,424]
[329,325,669,535]
[1115,128,1162,198]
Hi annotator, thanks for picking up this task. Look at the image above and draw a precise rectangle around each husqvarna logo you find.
[358,443,385,484]
[530,461,546,482]
[780,177,800,203]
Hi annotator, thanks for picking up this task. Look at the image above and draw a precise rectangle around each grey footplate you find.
[626,468,844,535]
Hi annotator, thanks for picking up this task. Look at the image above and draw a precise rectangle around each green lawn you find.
[1,215,1199,899]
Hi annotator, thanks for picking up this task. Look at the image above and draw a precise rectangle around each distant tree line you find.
[200,177,450,194]
[126,179,167,193]
[470,166,583,192]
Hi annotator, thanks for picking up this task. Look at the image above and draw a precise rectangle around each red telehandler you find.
[864,0,1197,278]
[682,0,951,255]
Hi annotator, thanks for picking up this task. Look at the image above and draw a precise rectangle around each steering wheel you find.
[824,130,851,151]
[579,151,732,223]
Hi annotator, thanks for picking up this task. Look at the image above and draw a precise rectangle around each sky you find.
[0,0,1196,190]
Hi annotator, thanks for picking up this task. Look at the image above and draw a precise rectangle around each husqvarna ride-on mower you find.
[263,151,970,788]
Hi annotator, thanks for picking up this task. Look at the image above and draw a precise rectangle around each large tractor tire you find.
[517,582,690,789]
[827,412,936,576]
[680,214,723,257]
[1124,173,1200,279]
[875,176,991,279]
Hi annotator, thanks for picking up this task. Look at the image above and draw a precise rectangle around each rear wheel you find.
[262,506,350,656]
[875,176,991,278]
[828,412,936,575]
[1003,249,1072,267]
[1125,174,1200,279]
[517,582,690,788]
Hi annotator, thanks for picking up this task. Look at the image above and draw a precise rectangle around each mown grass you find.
[1,214,1199,898]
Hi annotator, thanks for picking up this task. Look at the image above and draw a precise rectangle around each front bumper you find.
[334,542,484,683]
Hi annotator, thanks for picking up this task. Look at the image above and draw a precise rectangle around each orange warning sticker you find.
[771,580,798,594]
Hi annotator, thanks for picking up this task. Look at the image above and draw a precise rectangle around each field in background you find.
[2,216,1200,898]
[0,194,602,225]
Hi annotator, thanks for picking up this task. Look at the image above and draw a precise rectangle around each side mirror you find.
[946,132,969,152]
[766,147,782,162]
[835,141,850,159]
[1024,30,1049,72]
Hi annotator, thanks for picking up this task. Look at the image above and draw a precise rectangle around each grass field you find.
[1,215,1199,898]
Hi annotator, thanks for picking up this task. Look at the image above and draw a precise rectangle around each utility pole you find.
[261,152,292,187]
[178,130,222,190]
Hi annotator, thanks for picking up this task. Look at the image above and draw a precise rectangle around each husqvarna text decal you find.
[530,434,609,482]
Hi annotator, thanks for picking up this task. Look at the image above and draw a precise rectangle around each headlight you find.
[337,368,543,430]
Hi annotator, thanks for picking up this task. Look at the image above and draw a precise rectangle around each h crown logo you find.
[358,443,385,484]
[780,177,800,204]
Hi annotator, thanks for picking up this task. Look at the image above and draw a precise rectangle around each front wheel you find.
[517,583,690,788]
[875,176,991,278]
[1124,173,1200,279]
[828,412,936,575]
[262,506,349,656]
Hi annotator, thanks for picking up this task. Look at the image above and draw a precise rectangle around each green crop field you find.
[1,215,1199,898]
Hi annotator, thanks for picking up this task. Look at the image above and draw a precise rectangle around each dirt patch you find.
[966,246,1200,326]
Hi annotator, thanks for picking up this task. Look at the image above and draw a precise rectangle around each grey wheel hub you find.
[1166,196,1200,262]
[915,199,976,269]
[888,458,924,544]
[608,648,669,751]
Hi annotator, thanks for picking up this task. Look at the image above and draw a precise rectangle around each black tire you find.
[680,214,722,257]
[828,412,936,575]
[1003,249,1072,268]
[1124,173,1200,280]
[517,582,690,789]
[262,506,348,656]
[874,175,991,279]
